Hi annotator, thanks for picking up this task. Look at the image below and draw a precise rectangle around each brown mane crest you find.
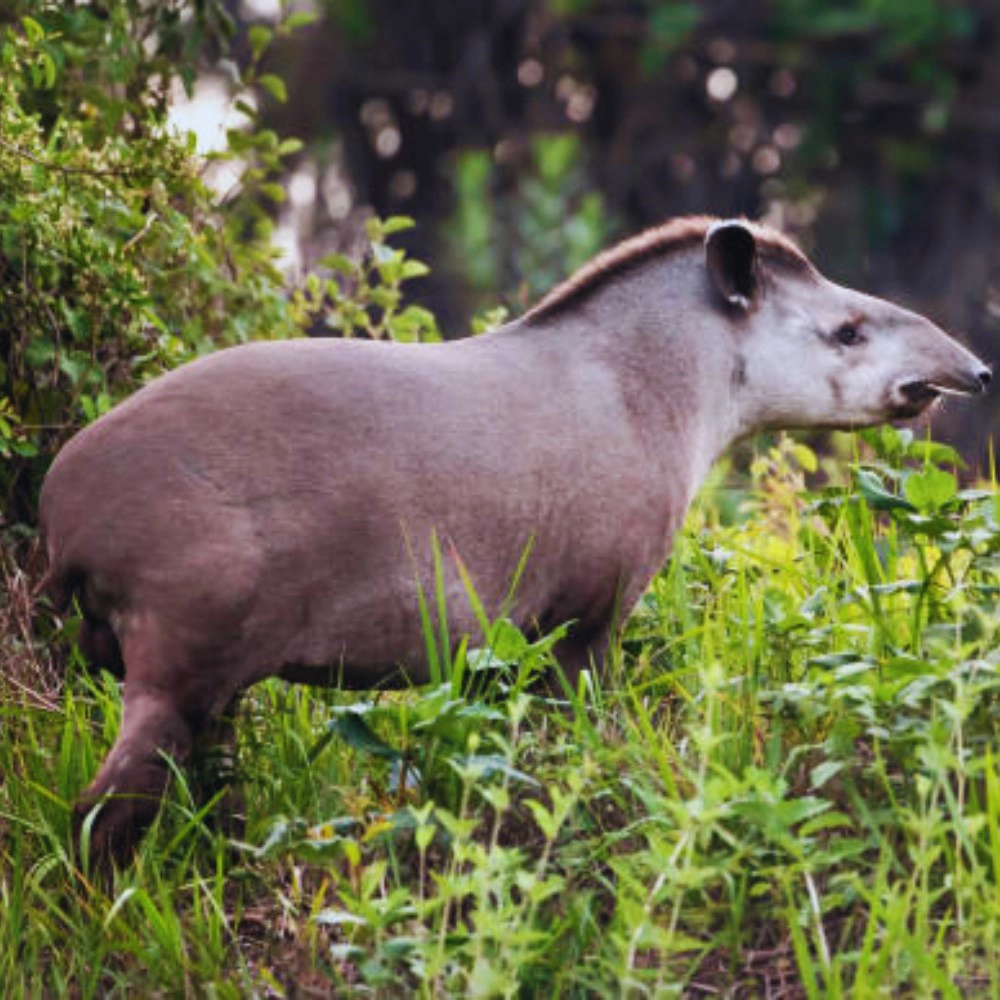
[523,215,814,323]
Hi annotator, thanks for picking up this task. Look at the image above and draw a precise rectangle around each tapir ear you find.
[705,219,759,311]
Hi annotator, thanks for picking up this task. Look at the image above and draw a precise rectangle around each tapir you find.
[39,217,991,861]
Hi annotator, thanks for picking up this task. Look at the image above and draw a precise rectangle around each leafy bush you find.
[0,4,302,522]
[0,4,443,528]
[291,216,441,343]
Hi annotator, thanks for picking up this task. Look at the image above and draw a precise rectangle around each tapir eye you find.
[835,322,863,347]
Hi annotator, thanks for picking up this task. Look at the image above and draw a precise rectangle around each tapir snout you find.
[888,316,991,420]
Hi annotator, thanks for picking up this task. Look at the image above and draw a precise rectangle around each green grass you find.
[1,427,999,996]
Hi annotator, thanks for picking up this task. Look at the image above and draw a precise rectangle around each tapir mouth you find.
[892,369,990,420]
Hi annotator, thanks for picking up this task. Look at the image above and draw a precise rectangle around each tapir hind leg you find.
[73,614,240,865]
[74,682,196,863]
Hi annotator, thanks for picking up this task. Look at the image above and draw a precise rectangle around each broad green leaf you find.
[908,439,965,469]
[319,252,356,275]
[854,467,914,511]
[328,713,401,761]
[790,441,818,473]
[809,760,845,789]
[259,182,286,203]
[401,259,430,279]
[904,466,957,511]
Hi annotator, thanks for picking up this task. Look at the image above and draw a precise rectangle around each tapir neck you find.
[494,257,743,529]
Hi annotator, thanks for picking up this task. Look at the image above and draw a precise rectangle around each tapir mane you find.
[523,214,817,324]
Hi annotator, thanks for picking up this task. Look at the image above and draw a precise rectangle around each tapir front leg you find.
[549,620,616,697]
[188,694,246,844]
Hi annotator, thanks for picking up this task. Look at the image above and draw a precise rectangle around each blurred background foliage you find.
[0,0,997,529]
[251,0,998,448]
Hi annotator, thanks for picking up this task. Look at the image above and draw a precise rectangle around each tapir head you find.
[705,220,991,432]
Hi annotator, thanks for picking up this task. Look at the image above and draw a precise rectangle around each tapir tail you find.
[39,558,124,678]
[38,561,74,613]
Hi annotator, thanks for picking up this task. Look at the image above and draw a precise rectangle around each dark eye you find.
[835,323,862,346]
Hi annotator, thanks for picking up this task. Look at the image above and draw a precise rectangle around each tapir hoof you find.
[73,685,196,867]
[72,757,172,866]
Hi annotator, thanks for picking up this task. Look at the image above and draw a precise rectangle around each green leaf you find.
[525,799,560,840]
[809,760,844,789]
[907,439,965,469]
[451,754,539,787]
[314,908,368,928]
[903,466,957,512]
[790,441,818,473]
[327,711,401,761]
[258,73,288,103]
[799,809,854,835]
[283,11,320,32]
[33,51,57,90]
[319,252,356,275]
[24,339,55,369]
[58,354,88,385]
[233,99,257,120]
[248,25,273,61]
[400,260,429,281]
[380,216,416,236]
[259,182,286,203]
[854,467,914,511]
[21,16,44,43]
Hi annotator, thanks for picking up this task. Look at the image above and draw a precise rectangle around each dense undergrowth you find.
[2,428,998,997]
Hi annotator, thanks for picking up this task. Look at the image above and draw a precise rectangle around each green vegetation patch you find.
[2,430,998,996]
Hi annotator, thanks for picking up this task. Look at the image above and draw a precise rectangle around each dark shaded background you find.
[243,1,997,455]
